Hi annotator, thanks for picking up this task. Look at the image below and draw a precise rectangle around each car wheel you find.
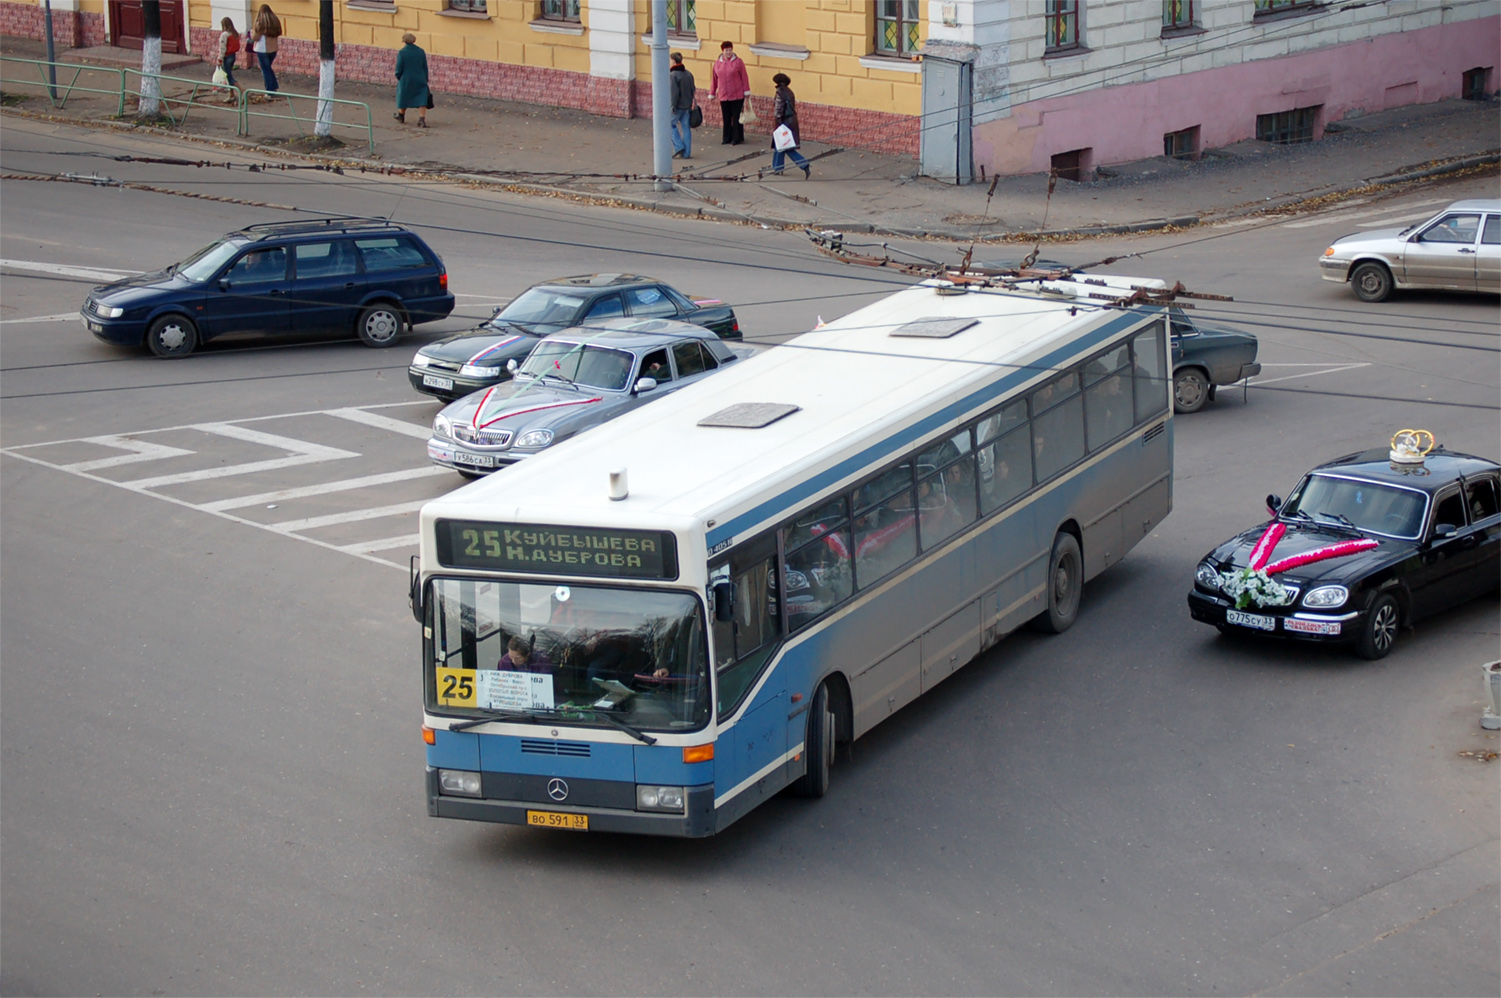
[1173,368,1210,414]
[357,303,404,347]
[790,682,834,798]
[1350,261,1393,303]
[1030,532,1083,634]
[1355,593,1399,660]
[145,314,198,358]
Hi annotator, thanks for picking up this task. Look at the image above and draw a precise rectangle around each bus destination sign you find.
[437,519,678,580]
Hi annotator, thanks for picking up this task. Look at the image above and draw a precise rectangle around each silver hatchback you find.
[1319,198,1500,302]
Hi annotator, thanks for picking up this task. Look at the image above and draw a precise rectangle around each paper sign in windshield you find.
[477,670,556,711]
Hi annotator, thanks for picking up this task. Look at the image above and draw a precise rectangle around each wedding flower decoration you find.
[1218,566,1291,609]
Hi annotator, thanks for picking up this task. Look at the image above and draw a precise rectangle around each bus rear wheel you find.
[1031,532,1082,634]
[790,682,834,798]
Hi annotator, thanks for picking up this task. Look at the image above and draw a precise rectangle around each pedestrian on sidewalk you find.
[247,4,281,96]
[214,17,240,103]
[769,73,811,178]
[393,33,431,127]
[711,41,749,146]
[669,52,695,160]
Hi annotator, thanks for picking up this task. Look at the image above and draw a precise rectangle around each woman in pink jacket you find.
[710,41,750,146]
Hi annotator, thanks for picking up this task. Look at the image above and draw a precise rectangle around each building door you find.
[920,54,973,185]
[109,1,185,53]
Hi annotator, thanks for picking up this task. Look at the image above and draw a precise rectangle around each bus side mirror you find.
[1266,494,1283,514]
[409,555,423,623]
[712,581,734,622]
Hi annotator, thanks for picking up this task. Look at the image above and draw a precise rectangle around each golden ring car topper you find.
[1389,428,1436,465]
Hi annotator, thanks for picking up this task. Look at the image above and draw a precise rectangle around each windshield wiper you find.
[445,706,656,744]
[1317,510,1359,529]
[585,709,657,745]
[448,710,536,731]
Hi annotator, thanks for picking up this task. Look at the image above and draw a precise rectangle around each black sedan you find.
[1187,444,1500,659]
[409,274,740,401]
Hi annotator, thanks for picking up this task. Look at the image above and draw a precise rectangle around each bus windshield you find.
[425,578,711,733]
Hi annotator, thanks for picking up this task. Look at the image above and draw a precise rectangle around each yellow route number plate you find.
[435,667,477,708]
[527,810,588,831]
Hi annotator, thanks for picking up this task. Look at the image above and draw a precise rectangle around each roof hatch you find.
[698,403,801,428]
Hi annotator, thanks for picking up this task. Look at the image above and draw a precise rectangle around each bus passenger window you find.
[979,424,1031,514]
[712,547,781,717]
[852,467,918,588]
[785,530,853,632]
[1032,394,1085,483]
[1086,373,1132,449]
[919,457,975,551]
[1132,321,1168,423]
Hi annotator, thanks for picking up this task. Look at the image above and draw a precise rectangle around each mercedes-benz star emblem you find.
[547,778,569,802]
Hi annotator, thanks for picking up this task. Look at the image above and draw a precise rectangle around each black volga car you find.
[1188,447,1500,659]
[409,274,740,401]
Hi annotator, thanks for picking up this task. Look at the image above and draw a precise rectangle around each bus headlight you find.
[1195,561,1221,590]
[515,429,554,449]
[636,785,685,812]
[433,414,453,440]
[438,769,482,797]
[1302,585,1349,609]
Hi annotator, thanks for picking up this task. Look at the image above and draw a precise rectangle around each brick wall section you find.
[0,3,104,48]
[180,26,916,155]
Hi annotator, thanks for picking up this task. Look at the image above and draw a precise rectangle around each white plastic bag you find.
[772,123,796,152]
[212,66,229,86]
[740,101,758,125]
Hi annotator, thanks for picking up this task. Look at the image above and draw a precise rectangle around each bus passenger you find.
[498,635,552,674]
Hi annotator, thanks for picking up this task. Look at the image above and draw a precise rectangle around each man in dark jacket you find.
[669,52,695,160]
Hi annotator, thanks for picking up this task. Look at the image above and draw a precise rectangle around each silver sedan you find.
[1319,198,1500,302]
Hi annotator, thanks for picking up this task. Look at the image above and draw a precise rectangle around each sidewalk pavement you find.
[3,34,1497,240]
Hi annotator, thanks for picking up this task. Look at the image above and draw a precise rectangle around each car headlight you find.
[433,414,453,440]
[99,304,125,318]
[636,785,685,813]
[1195,561,1221,590]
[514,429,553,449]
[437,769,482,797]
[411,352,432,368]
[1302,585,1349,609]
[459,364,498,379]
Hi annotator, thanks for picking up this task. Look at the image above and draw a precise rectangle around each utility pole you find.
[138,0,161,118]
[42,0,56,102]
[649,0,670,192]
[315,0,334,138]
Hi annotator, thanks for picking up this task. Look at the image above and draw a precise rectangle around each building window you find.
[876,0,920,57]
[1162,0,1194,29]
[449,0,486,10]
[1462,67,1491,101]
[1256,106,1318,144]
[1163,125,1199,159]
[1046,0,1079,51]
[1253,0,1313,15]
[666,0,695,35]
[1051,147,1090,181]
[541,0,580,21]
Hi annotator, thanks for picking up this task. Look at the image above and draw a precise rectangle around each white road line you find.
[1354,211,1443,228]
[63,436,197,472]
[326,407,434,440]
[340,534,421,554]
[0,312,83,324]
[0,259,138,281]
[201,466,449,512]
[124,423,358,488]
[1281,199,1447,229]
[1253,363,1370,386]
[271,500,428,532]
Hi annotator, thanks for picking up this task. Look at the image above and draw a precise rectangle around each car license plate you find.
[1226,609,1276,632]
[422,374,454,390]
[526,810,587,831]
[452,452,495,468]
[1284,618,1341,636]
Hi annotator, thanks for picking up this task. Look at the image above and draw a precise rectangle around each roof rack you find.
[238,217,401,237]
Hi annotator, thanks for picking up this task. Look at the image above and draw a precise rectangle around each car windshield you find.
[520,340,634,391]
[176,239,244,282]
[1283,474,1427,539]
[490,288,586,330]
[425,579,711,733]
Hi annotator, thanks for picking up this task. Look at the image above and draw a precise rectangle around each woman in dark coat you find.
[769,73,810,178]
[393,33,431,127]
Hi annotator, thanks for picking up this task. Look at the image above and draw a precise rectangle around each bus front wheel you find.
[1032,532,1082,634]
[790,683,834,798]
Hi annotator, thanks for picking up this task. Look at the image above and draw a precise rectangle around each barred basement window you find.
[666,0,695,35]
[449,0,486,11]
[1462,67,1491,101]
[541,0,580,21]
[1162,0,1194,29]
[1163,125,1198,159]
[1256,106,1318,144]
[876,0,920,57]
[1046,0,1079,52]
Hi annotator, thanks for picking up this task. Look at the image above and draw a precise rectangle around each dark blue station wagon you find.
[81,218,455,358]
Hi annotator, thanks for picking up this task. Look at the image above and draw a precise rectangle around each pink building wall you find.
[974,16,1500,177]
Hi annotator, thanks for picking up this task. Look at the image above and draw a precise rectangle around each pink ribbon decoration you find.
[1244,520,1379,575]
[477,396,601,430]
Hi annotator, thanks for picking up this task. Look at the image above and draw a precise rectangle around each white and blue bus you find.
[414,273,1174,836]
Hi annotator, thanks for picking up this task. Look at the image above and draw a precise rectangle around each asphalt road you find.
[2,117,1497,997]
